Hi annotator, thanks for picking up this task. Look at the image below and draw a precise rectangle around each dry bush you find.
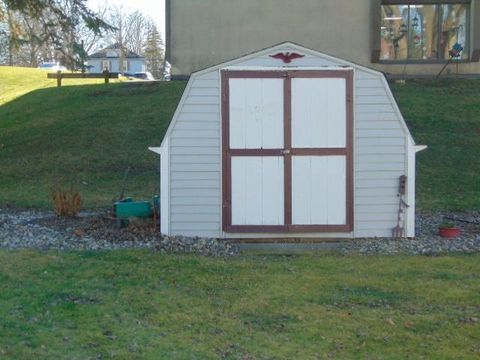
[51,184,83,217]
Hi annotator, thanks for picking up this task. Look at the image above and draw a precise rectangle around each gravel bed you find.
[0,208,239,256]
[341,212,480,255]
[0,208,478,256]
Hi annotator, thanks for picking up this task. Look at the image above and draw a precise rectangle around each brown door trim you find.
[346,71,355,230]
[221,71,231,230]
[226,224,352,234]
[229,149,284,156]
[284,75,293,226]
[291,148,348,156]
[224,70,286,79]
[222,69,354,234]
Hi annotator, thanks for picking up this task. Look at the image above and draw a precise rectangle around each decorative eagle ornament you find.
[269,52,305,63]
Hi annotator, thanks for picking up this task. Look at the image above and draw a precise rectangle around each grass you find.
[0,70,478,358]
[0,67,186,207]
[0,66,479,211]
[0,66,118,106]
[0,251,478,358]
[391,79,480,211]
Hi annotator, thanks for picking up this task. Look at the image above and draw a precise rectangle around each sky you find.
[87,0,166,38]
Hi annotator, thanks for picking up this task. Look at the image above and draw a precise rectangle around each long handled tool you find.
[112,167,131,221]
[119,167,131,201]
[392,175,409,238]
[436,43,463,80]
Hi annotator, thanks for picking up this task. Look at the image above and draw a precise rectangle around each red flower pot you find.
[439,227,460,239]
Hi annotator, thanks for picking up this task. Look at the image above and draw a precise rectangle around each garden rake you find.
[392,175,409,238]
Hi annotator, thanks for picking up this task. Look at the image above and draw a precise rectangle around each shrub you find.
[51,184,83,217]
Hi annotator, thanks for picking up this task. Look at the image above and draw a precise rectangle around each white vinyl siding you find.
[237,53,338,68]
[168,71,222,237]
[354,72,406,238]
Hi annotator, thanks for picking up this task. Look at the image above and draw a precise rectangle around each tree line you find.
[0,0,165,79]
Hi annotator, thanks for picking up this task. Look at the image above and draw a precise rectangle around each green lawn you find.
[0,67,479,211]
[0,251,478,358]
[0,69,186,207]
[391,79,480,210]
[0,66,119,106]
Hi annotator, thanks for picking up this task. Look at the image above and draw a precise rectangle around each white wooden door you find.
[229,78,284,149]
[291,78,348,227]
[228,77,285,227]
[231,157,284,225]
[291,78,346,148]
[222,70,353,233]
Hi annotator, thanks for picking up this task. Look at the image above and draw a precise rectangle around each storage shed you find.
[150,42,425,240]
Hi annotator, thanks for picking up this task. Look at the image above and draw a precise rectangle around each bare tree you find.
[103,5,149,55]
[124,11,148,55]
[0,8,53,67]
[0,22,7,64]
[104,5,127,71]
[75,2,109,54]
[13,15,44,67]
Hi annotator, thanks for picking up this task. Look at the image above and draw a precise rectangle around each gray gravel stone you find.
[341,211,480,255]
[0,208,239,256]
[0,208,478,256]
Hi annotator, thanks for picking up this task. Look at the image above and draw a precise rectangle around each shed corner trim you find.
[148,147,162,155]
[415,145,428,153]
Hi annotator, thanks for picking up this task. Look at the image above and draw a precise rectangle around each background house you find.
[166,0,480,78]
[87,44,146,74]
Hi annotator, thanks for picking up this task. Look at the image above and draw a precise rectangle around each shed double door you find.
[222,70,354,233]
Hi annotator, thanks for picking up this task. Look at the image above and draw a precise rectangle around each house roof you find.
[88,43,143,59]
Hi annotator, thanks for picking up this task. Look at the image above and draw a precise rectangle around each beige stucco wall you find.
[168,0,480,77]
